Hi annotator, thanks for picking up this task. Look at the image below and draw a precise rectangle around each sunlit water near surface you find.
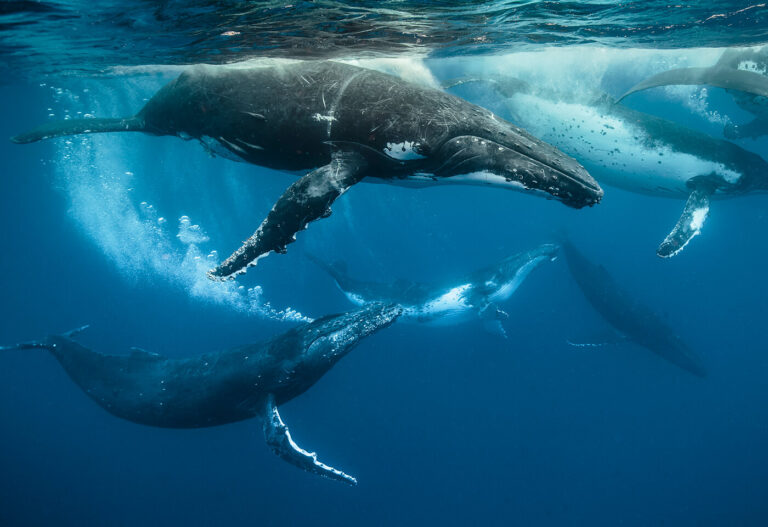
[2,2,768,526]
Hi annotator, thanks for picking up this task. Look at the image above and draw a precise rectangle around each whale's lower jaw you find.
[384,171,554,198]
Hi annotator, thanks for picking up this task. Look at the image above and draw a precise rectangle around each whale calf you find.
[562,241,706,377]
[618,47,768,139]
[444,75,768,257]
[11,61,601,280]
[0,303,401,485]
[308,243,558,337]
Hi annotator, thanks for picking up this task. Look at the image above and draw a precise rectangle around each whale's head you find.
[497,242,560,278]
[268,303,400,398]
[430,134,603,208]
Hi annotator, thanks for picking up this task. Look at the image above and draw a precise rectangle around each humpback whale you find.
[444,76,768,257]
[308,243,558,336]
[618,47,768,139]
[0,303,401,485]
[11,61,601,280]
[562,241,706,377]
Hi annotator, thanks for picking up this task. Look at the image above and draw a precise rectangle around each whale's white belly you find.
[401,283,475,325]
[506,94,742,197]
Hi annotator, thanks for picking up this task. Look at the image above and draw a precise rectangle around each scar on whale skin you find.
[12,61,602,280]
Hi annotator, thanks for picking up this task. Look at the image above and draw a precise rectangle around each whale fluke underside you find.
[263,395,357,486]
[11,117,145,144]
[617,66,768,102]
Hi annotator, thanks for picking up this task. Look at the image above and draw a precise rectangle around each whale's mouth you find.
[434,136,603,208]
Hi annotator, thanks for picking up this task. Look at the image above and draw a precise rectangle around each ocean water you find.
[2,2,768,526]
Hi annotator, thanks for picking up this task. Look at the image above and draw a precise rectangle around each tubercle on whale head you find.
[265,304,400,396]
[302,303,401,359]
[434,135,603,208]
[270,303,400,383]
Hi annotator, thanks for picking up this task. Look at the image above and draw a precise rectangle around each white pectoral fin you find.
[478,302,509,338]
[657,184,714,258]
[208,150,367,280]
[262,394,357,486]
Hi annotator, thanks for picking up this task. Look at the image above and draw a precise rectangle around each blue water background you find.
[2,47,768,526]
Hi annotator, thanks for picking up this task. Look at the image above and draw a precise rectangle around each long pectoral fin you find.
[482,320,508,339]
[657,186,713,258]
[208,151,367,280]
[262,395,357,486]
[618,67,768,102]
[567,332,628,349]
[478,303,509,338]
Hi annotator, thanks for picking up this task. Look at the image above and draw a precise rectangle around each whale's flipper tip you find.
[262,395,357,486]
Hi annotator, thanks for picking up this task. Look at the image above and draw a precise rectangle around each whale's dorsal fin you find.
[208,150,368,280]
[657,181,715,258]
[262,394,357,486]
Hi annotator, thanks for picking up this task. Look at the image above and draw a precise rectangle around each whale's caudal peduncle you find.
[12,61,602,280]
[0,304,401,485]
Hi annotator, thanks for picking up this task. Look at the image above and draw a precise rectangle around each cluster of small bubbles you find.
[664,86,732,126]
[47,76,310,323]
[177,215,210,245]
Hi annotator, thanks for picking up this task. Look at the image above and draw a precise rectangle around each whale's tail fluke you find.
[11,117,144,144]
[0,325,90,352]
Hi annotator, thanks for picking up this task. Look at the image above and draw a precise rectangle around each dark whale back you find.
[28,304,399,428]
[136,61,585,177]
[46,335,275,428]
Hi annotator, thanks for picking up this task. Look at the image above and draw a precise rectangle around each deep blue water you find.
[3,3,768,526]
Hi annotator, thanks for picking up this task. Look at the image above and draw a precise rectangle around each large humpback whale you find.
[308,243,558,337]
[11,61,602,280]
[0,303,401,485]
[562,241,706,377]
[618,47,768,139]
[444,76,768,257]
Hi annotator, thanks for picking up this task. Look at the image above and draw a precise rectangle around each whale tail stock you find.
[0,325,90,352]
[11,117,145,144]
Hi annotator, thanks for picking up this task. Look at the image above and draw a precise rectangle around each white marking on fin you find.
[263,395,357,485]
